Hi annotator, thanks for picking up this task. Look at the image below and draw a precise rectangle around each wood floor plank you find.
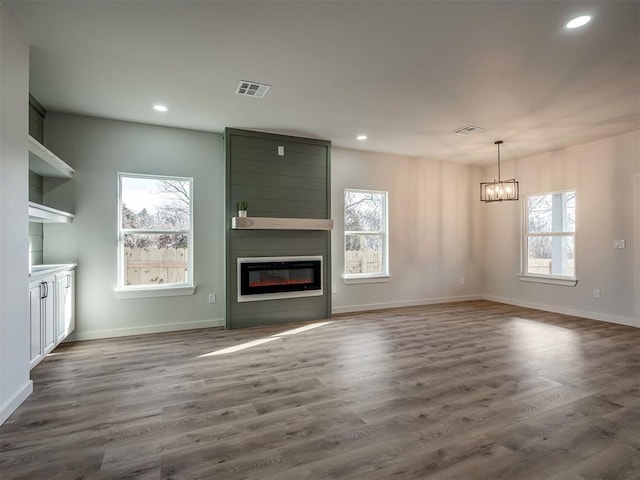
[1,300,638,479]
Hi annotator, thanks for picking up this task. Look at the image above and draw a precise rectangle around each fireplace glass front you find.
[237,256,323,302]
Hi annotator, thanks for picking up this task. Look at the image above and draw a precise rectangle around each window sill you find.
[114,285,196,299]
[343,275,390,285]
[517,274,577,287]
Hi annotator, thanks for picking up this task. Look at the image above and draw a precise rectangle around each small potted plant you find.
[237,200,248,217]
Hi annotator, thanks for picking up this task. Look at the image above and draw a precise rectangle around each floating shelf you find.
[28,135,74,179]
[232,217,333,231]
[29,201,74,224]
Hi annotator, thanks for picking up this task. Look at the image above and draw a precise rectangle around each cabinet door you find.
[56,270,75,342]
[29,283,44,368]
[42,278,56,354]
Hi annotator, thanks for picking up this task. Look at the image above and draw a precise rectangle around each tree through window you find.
[344,189,388,277]
[524,190,576,277]
[118,173,193,288]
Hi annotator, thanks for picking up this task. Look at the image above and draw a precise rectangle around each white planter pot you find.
[238,210,247,217]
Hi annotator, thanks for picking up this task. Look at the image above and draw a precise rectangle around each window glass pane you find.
[565,192,576,233]
[527,191,575,234]
[345,234,383,275]
[123,233,189,286]
[345,191,384,232]
[121,177,191,230]
[527,236,552,274]
[527,194,553,233]
[560,236,575,277]
[527,235,574,277]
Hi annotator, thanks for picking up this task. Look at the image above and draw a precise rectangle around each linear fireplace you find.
[237,256,323,302]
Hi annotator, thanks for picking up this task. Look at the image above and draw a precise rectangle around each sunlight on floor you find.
[273,321,333,336]
[198,321,333,357]
[508,316,584,370]
[199,337,279,357]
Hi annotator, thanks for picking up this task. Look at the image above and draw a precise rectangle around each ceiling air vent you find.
[451,125,484,136]
[235,81,271,99]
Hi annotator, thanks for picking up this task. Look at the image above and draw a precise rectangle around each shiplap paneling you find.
[28,171,44,265]
[225,128,331,329]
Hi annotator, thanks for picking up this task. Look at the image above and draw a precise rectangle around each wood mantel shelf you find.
[232,217,333,231]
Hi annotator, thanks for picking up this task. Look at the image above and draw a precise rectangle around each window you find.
[522,190,576,282]
[344,189,388,280]
[117,173,194,296]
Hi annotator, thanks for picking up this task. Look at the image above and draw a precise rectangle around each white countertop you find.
[29,263,77,280]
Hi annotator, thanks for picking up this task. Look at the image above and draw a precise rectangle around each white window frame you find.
[115,172,195,299]
[518,189,577,287]
[343,188,389,284]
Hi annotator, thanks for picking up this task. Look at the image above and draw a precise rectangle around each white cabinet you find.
[55,270,75,343]
[29,266,76,370]
[29,275,55,368]
[43,278,56,355]
[29,283,44,368]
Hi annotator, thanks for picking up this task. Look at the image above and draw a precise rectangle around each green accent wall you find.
[225,128,332,329]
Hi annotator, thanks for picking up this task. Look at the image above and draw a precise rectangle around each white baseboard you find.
[332,294,638,328]
[483,295,639,328]
[332,295,483,315]
[0,380,33,426]
[69,318,225,341]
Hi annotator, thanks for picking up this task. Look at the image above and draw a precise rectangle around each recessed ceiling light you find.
[356,135,368,141]
[153,105,168,112]
[566,15,591,29]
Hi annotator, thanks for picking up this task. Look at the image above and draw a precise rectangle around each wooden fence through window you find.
[345,251,382,275]
[124,247,187,285]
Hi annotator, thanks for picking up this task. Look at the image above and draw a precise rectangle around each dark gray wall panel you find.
[230,307,330,329]
[225,128,331,329]
[232,185,327,203]
[233,199,327,218]
[231,171,327,191]
[232,135,328,156]
[232,158,327,179]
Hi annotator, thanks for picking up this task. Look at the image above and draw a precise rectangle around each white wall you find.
[331,148,484,313]
[0,4,32,425]
[43,113,226,340]
[483,131,640,327]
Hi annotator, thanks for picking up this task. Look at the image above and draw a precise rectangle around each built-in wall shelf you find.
[232,216,333,231]
[28,135,74,179]
[29,201,74,224]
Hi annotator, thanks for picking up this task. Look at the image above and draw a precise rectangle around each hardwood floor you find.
[1,300,639,479]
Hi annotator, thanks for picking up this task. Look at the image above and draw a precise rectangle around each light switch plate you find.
[277,145,285,156]
[613,239,626,249]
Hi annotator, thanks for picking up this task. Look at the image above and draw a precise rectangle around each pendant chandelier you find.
[480,140,519,202]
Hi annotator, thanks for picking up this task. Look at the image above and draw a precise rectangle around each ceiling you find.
[4,0,639,165]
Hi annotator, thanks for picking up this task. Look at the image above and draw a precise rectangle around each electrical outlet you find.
[208,293,216,304]
[460,277,465,285]
[592,289,601,299]
[613,239,626,249]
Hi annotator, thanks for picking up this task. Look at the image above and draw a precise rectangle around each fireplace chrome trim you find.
[237,256,323,303]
